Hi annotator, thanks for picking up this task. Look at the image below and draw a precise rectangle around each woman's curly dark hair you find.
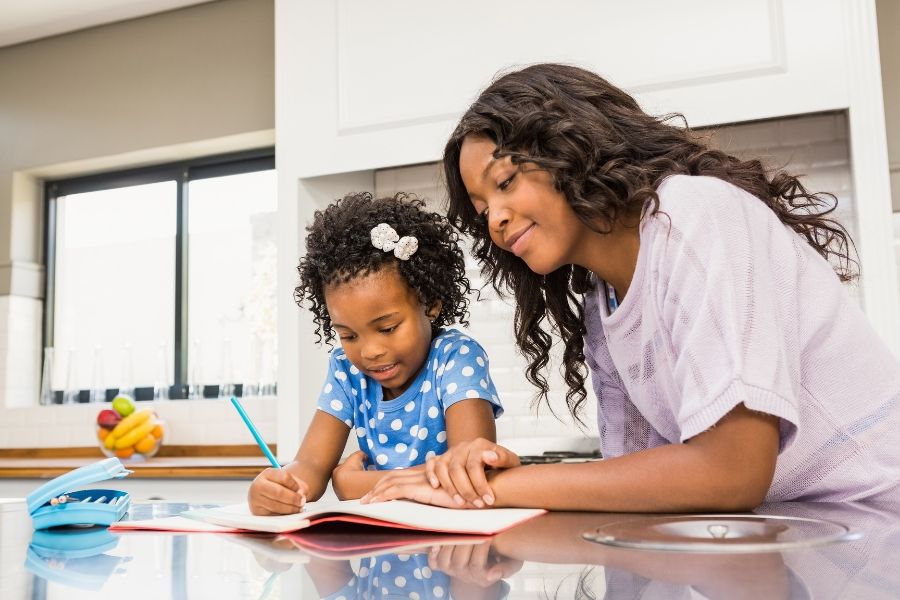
[295,192,471,345]
[443,63,857,424]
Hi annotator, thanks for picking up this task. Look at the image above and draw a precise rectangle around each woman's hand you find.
[248,467,309,515]
[429,539,523,600]
[424,438,521,507]
[360,468,462,508]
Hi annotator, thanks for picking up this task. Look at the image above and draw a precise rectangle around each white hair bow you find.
[370,223,419,261]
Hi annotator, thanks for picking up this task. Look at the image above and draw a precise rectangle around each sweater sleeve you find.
[650,176,802,442]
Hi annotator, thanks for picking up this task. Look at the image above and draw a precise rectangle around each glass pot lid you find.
[582,514,862,553]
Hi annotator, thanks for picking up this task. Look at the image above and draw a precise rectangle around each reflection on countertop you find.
[3,498,899,599]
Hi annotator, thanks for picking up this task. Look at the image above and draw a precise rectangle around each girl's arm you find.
[282,411,351,501]
[445,397,498,444]
[333,398,497,500]
[489,403,779,511]
[248,411,349,514]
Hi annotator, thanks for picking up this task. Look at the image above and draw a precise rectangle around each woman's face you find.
[458,135,593,275]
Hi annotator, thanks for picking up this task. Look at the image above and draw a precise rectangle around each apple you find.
[111,394,135,417]
[97,409,121,429]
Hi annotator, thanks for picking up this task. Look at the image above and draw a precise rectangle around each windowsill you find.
[0,445,274,479]
[0,397,277,448]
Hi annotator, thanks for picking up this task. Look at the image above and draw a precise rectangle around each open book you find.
[110,499,545,536]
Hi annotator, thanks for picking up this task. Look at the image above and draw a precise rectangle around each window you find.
[43,150,276,402]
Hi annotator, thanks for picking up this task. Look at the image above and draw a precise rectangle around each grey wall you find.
[0,0,274,297]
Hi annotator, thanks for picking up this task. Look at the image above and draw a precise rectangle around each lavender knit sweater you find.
[584,175,900,502]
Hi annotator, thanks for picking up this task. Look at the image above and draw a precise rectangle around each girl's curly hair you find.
[295,192,471,345]
[443,63,857,424]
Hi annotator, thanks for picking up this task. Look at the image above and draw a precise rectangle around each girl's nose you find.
[361,341,386,361]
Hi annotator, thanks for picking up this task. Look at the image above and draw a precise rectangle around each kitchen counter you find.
[3,499,899,599]
[0,446,272,479]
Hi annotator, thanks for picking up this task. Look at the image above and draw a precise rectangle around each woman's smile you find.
[507,223,535,256]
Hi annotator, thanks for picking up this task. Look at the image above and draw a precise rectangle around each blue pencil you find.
[229,396,280,469]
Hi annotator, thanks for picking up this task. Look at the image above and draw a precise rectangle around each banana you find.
[115,418,156,449]
[106,408,154,448]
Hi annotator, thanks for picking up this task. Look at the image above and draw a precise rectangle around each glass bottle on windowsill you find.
[188,340,203,401]
[119,343,135,400]
[219,338,235,399]
[153,342,170,401]
[242,335,261,399]
[63,347,79,404]
[39,347,56,406]
[89,345,105,403]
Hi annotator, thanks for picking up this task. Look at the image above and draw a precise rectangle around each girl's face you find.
[324,266,440,400]
[458,135,595,275]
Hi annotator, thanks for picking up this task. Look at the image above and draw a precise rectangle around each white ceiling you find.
[0,0,217,49]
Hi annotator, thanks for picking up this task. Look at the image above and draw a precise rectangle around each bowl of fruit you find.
[96,395,165,461]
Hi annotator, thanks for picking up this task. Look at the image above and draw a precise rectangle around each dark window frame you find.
[43,148,275,401]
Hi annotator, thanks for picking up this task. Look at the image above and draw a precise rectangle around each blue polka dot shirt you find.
[316,329,502,469]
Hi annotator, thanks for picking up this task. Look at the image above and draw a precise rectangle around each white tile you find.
[776,113,842,146]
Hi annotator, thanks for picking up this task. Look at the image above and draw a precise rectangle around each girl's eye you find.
[338,334,356,342]
[380,325,398,334]
[497,172,516,191]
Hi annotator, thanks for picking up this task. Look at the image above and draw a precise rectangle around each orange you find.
[135,434,157,454]
[151,424,164,439]
[97,428,108,441]
[115,447,134,459]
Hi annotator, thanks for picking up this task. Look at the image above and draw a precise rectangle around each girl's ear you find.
[426,300,443,322]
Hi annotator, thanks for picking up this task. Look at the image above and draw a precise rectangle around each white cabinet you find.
[279,0,854,178]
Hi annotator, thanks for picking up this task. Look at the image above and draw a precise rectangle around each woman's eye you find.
[497,173,516,191]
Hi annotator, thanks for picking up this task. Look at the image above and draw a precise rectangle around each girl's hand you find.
[360,468,463,508]
[248,467,309,515]
[425,438,521,508]
[332,450,367,477]
[331,450,369,499]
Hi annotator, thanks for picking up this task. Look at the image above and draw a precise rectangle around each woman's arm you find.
[366,403,779,511]
[336,398,497,500]
[489,403,779,512]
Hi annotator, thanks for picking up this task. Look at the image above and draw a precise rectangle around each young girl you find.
[362,63,900,511]
[248,192,502,515]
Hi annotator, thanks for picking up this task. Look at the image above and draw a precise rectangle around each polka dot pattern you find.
[315,329,503,470]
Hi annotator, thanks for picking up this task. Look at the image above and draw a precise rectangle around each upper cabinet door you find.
[278,0,849,178]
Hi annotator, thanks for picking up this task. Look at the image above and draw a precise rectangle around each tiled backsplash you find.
[374,112,857,451]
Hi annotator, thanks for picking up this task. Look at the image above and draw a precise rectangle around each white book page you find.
[183,500,545,535]
[111,515,240,532]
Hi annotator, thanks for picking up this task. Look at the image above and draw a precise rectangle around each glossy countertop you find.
[2,498,899,599]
